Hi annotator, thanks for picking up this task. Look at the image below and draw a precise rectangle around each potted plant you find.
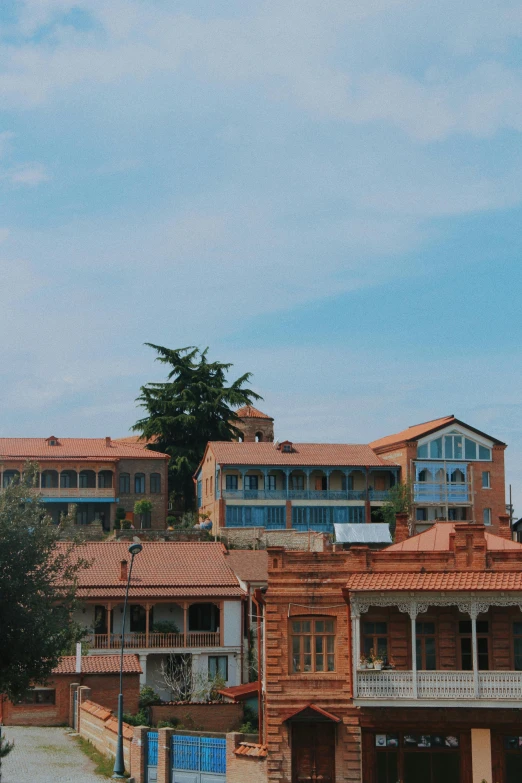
[359,655,367,670]
[366,650,375,669]
[373,655,384,671]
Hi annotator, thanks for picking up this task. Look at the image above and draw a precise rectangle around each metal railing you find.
[356,670,522,700]
[413,482,471,503]
[38,487,115,498]
[86,631,221,649]
[222,488,372,501]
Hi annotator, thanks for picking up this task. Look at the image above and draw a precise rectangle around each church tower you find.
[233,406,274,442]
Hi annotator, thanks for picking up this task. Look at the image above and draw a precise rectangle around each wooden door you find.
[292,722,336,782]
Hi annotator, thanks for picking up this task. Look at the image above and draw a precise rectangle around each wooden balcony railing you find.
[39,488,116,498]
[356,670,522,702]
[86,631,221,650]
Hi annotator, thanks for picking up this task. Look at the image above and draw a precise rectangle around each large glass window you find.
[416,621,436,670]
[363,621,388,661]
[225,474,238,491]
[291,475,305,490]
[291,618,335,673]
[266,474,277,491]
[459,620,489,670]
[208,655,228,680]
[244,475,258,490]
[419,435,492,461]
[479,445,492,460]
[430,438,443,458]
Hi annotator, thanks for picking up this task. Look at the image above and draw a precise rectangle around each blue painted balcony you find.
[413,482,471,504]
[221,488,370,501]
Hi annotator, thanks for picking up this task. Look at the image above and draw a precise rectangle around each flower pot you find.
[367,663,374,669]
[374,662,383,670]
[359,664,367,670]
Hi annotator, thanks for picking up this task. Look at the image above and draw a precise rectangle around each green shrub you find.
[121,519,132,529]
[123,708,149,726]
[157,718,180,729]
[152,621,180,634]
[139,685,160,708]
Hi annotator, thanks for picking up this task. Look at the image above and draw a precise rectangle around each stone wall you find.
[221,527,328,551]
[76,691,134,775]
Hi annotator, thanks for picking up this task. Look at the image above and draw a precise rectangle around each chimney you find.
[120,559,128,581]
[105,436,111,447]
[394,512,410,543]
[497,513,512,541]
[453,522,486,569]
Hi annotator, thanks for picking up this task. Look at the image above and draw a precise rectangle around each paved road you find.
[0,726,105,782]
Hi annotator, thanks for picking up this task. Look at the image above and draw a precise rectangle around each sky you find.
[0,0,521,513]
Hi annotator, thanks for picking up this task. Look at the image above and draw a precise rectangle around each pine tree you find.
[133,345,261,509]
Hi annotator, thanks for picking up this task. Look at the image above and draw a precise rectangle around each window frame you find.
[244,474,259,491]
[513,620,522,671]
[417,434,492,461]
[415,620,437,670]
[458,618,490,670]
[225,474,238,491]
[266,474,277,491]
[119,473,130,494]
[483,507,492,526]
[134,473,145,494]
[18,688,56,706]
[150,472,161,494]
[290,617,336,674]
[362,619,389,663]
[208,655,228,681]
[482,471,491,489]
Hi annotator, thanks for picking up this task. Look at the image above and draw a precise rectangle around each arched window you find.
[60,470,77,489]
[98,470,113,489]
[134,473,145,494]
[255,432,264,442]
[119,473,130,494]
[79,470,96,489]
[3,470,20,488]
[150,473,161,493]
[41,470,58,488]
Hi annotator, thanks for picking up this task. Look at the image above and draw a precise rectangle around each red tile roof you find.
[209,442,391,467]
[218,682,259,701]
[346,571,522,592]
[225,551,268,583]
[234,742,267,758]
[0,438,167,461]
[235,406,272,420]
[386,522,522,553]
[370,416,455,450]
[53,655,142,675]
[63,541,244,599]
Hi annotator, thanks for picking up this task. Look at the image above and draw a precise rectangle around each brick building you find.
[0,436,169,530]
[263,514,522,783]
[371,415,506,533]
[0,655,141,726]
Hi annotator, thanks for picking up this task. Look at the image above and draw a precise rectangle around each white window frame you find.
[483,508,492,526]
[482,471,491,489]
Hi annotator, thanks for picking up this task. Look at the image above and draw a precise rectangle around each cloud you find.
[7,163,50,186]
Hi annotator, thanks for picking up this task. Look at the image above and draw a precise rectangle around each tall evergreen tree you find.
[133,344,261,508]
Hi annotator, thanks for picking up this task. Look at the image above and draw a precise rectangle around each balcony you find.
[355,670,522,703]
[86,631,221,650]
[413,482,471,504]
[39,487,116,499]
[222,489,373,501]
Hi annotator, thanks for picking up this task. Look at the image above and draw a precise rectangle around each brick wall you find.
[77,695,134,775]
[221,528,328,551]
[116,457,168,530]
[226,733,267,783]
[150,702,243,732]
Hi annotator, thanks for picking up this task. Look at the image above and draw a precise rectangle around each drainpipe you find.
[252,590,265,745]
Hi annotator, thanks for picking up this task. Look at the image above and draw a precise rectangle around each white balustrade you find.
[356,670,522,701]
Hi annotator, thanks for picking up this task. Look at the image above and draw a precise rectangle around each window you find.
[291,618,335,673]
[430,438,443,458]
[416,508,428,521]
[459,620,489,670]
[479,445,492,460]
[282,443,292,453]
[363,621,388,661]
[189,603,219,632]
[267,474,277,491]
[19,689,56,705]
[225,474,238,491]
[341,474,354,491]
[119,473,130,494]
[291,475,305,490]
[134,473,145,494]
[514,623,522,670]
[130,605,148,633]
[483,508,492,526]
[265,506,285,528]
[76,507,89,525]
[244,475,259,490]
[208,655,228,680]
[3,470,19,488]
[448,507,467,521]
[416,621,436,670]
[482,471,491,489]
[98,471,113,489]
[150,473,161,493]
[197,479,202,507]
[417,443,428,458]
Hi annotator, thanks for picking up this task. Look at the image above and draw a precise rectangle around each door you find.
[292,722,336,783]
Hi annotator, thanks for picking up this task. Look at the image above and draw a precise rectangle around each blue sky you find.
[1,0,522,512]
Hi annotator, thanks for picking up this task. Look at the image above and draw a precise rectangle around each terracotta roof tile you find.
[53,655,142,675]
[218,683,259,701]
[386,522,522,553]
[225,551,268,583]
[81,700,112,720]
[63,541,243,599]
[346,572,522,592]
[235,406,272,420]
[234,742,267,758]
[209,442,390,467]
[0,437,167,461]
[370,416,455,450]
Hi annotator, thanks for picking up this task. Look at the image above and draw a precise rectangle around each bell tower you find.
[233,406,274,442]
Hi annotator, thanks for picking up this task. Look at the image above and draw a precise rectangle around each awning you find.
[334,523,392,545]
[283,704,341,723]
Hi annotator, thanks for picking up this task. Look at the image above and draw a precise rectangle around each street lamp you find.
[112,540,143,779]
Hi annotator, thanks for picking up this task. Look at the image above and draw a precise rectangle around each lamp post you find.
[112,541,143,779]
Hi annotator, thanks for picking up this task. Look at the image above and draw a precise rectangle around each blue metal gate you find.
[171,735,226,783]
[147,731,158,782]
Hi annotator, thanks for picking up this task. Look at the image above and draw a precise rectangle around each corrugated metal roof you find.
[334,523,392,544]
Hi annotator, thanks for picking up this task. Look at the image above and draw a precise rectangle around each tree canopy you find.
[133,344,261,508]
[0,465,87,700]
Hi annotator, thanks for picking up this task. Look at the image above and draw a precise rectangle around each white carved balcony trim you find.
[356,670,522,701]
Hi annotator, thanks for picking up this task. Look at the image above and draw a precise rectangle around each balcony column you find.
[139,654,148,687]
[351,605,360,698]
[106,604,112,649]
[183,601,188,645]
[409,604,418,699]
[284,469,290,498]
[470,603,480,698]
[145,604,151,647]
[325,469,332,497]
[304,469,311,497]
[261,467,268,494]
[239,468,246,492]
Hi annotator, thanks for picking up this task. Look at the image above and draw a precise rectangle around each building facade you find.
[70,541,249,699]
[263,513,522,783]
[371,415,506,534]
[0,436,169,530]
